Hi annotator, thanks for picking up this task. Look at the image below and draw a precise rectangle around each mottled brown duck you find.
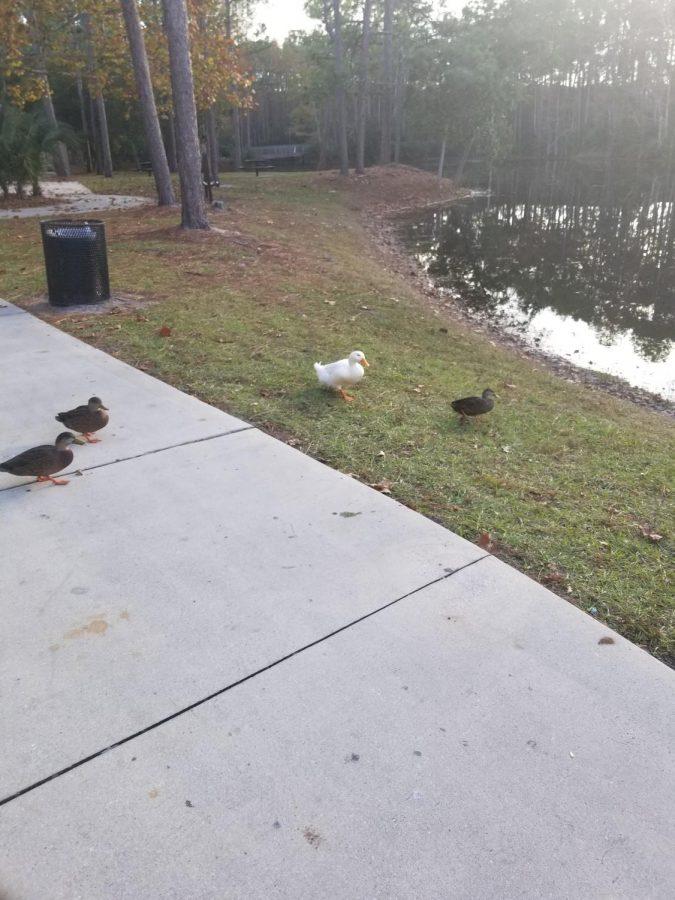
[56,396,109,443]
[0,432,83,486]
[451,388,497,424]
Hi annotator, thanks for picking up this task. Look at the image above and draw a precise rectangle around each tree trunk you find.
[437,130,447,180]
[206,105,219,176]
[379,0,394,164]
[223,0,243,170]
[42,89,71,177]
[316,105,328,169]
[324,0,349,176]
[231,107,243,168]
[76,75,94,173]
[120,0,175,205]
[162,0,209,229]
[393,55,405,163]
[355,0,372,175]
[88,91,101,173]
[165,113,178,171]
[95,93,114,177]
[244,109,251,152]
[455,131,476,183]
[82,13,113,177]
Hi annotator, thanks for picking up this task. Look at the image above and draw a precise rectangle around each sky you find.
[251,1,466,44]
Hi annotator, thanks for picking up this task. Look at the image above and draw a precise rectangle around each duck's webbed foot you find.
[37,475,69,486]
[83,433,101,443]
[337,388,355,402]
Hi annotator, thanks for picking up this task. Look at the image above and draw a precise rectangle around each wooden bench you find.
[244,160,276,176]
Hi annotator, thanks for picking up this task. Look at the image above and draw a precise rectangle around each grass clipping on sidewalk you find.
[2,168,673,663]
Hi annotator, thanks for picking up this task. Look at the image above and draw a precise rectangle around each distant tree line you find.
[242,0,675,176]
[1,0,673,211]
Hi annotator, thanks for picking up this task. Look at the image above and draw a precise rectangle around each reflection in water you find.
[404,164,675,399]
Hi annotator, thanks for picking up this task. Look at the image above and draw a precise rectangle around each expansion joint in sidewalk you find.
[0,553,489,808]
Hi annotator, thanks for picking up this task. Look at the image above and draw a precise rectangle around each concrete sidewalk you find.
[1,301,673,898]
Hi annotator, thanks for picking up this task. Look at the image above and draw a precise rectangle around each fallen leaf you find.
[542,571,566,586]
[370,479,394,494]
[598,636,615,645]
[158,325,172,337]
[501,445,511,453]
[476,531,493,551]
[503,382,517,389]
[636,523,664,542]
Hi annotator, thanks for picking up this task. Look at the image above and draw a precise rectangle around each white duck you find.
[314,350,370,401]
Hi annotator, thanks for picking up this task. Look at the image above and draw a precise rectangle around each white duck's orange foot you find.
[337,388,355,402]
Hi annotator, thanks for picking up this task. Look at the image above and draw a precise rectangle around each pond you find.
[402,163,675,400]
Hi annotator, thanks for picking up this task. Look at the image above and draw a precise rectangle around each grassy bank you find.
[1,169,673,662]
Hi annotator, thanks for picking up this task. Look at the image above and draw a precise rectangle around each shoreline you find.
[363,201,674,419]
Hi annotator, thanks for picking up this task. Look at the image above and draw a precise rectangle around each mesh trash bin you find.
[41,220,110,307]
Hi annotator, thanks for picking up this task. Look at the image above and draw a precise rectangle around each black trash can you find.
[41,219,111,307]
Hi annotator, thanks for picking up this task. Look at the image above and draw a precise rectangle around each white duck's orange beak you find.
[361,358,370,367]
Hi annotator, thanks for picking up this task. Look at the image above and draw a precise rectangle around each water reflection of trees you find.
[411,166,675,363]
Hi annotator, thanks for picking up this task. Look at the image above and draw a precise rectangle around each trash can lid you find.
[41,220,101,239]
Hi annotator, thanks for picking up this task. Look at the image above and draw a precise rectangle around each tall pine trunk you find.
[165,113,178,172]
[163,0,209,229]
[325,0,349,175]
[223,1,243,169]
[206,105,219,176]
[231,108,243,168]
[437,128,447,180]
[355,0,372,175]
[379,0,394,164]
[120,0,175,205]
[95,93,114,178]
[41,88,71,178]
[76,75,94,173]
[82,13,113,177]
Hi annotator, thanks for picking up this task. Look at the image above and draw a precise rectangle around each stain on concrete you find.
[64,616,109,639]
[119,610,130,620]
[148,788,159,799]
[70,586,88,595]
[302,826,323,848]
[598,636,615,645]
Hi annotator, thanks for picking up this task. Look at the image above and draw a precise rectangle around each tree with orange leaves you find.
[0,0,74,174]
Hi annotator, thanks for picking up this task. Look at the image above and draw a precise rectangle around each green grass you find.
[2,170,673,663]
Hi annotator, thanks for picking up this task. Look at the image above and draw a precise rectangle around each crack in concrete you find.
[0,426,256,493]
[0,553,489,807]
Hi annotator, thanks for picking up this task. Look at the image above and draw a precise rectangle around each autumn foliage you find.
[0,0,253,116]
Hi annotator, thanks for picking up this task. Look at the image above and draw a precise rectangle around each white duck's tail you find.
[314,362,329,386]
